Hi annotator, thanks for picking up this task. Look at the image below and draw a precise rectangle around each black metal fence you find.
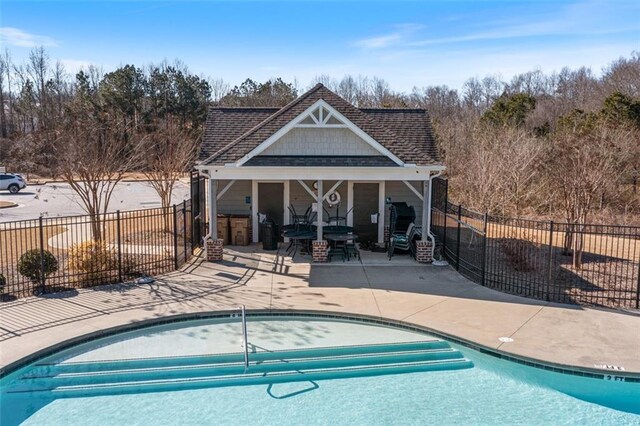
[430,178,640,309]
[0,199,207,299]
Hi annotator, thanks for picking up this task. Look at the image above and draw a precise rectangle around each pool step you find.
[29,340,450,375]
[6,340,473,397]
[21,348,464,387]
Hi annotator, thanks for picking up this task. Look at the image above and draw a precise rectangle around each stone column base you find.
[312,240,329,263]
[206,238,224,262]
[416,240,433,264]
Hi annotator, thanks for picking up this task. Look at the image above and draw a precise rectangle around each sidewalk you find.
[1,247,639,375]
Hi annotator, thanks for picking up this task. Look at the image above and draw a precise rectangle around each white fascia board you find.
[234,101,325,166]
[317,100,404,166]
[199,165,444,181]
[233,99,405,167]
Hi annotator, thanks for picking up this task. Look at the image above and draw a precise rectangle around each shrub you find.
[0,273,5,293]
[68,241,117,282]
[17,249,59,283]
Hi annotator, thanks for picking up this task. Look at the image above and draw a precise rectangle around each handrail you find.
[240,305,249,372]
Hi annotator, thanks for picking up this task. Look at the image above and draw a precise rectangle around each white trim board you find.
[234,99,405,167]
[198,165,444,181]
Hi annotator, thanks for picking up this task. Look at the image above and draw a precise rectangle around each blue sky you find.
[1,0,639,91]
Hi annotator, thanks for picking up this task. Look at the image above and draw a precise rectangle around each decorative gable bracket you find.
[233,99,405,167]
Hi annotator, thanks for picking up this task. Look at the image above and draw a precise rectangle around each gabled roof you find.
[199,84,441,166]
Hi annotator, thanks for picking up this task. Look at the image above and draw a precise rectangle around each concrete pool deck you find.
[1,245,639,376]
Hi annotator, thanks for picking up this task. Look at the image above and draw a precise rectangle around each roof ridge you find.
[360,108,427,112]
[200,84,326,165]
[208,106,281,111]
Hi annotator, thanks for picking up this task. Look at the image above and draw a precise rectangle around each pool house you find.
[195,84,445,263]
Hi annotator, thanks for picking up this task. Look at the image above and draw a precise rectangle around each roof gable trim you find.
[234,99,405,167]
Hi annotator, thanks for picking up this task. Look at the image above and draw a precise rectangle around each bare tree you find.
[545,117,631,268]
[56,112,143,241]
[143,117,198,229]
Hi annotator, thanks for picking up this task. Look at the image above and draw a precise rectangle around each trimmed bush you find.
[68,241,117,282]
[0,273,5,293]
[17,249,59,283]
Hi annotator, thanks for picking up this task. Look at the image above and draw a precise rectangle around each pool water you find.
[1,316,639,425]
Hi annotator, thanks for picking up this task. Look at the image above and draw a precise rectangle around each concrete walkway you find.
[1,246,639,376]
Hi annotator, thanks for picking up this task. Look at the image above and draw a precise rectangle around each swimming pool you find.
[1,314,639,425]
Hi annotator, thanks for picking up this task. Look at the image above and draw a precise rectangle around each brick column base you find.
[312,240,329,263]
[206,238,224,262]
[416,240,433,264]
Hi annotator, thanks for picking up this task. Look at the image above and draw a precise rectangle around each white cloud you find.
[0,27,59,48]
[352,23,425,49]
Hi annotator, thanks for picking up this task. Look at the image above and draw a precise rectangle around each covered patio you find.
[196,84,444,263]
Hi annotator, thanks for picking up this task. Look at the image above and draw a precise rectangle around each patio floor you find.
[1,246,639,376]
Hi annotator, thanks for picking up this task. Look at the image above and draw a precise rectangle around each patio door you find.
[258,182,284,241]
[353,183,379,243]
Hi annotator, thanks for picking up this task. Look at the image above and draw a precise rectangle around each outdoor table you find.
[325,233,358,262]
[286,231,316,259]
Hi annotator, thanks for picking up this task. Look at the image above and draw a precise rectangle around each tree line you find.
[0,48,638,242]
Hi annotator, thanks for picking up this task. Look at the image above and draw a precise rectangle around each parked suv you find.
[0,174,27,193]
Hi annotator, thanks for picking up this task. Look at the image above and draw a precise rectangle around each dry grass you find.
[0,201,18,209]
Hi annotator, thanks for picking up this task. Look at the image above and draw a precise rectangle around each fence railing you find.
[0,199,206,299]
[430,178,640,310]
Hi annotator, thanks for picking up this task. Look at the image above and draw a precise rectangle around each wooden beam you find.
[297,179,317,199]
[402,180,423,201]
[323,180,343,201]
[216,180,236,200]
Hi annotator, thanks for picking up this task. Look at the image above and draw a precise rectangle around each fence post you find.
[38,216,45,295]
[442,179,448,258]
[481,213,488,286]
[636,257,640,310]
[546,220,554,302]
[182,200,188,263]
[117,210,122,283]
[456,204,462,271]
[173,204,179,269]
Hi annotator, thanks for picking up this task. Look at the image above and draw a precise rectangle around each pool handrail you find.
[240,305,249,372]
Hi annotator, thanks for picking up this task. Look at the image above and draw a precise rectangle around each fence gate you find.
[190,170,207,250]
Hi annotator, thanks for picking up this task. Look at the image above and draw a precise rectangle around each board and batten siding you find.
[261,128,380,156]
[384,181,424,226]
[216,180,252,216]
[215,180,424,225]
[289,180,348,223]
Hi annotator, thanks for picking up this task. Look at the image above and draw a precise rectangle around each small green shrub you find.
[0,273,6,293]
[17,249,59,283]
[68,241,117,282]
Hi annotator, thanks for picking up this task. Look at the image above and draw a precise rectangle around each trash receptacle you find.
[261,220,279,250]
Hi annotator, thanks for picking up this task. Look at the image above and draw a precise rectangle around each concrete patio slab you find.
[1,247,639,378]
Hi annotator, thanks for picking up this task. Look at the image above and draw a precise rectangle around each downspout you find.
[200,168,212,242]
[425,170,444,254]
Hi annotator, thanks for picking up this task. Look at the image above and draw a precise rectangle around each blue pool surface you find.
[1,316,639,425]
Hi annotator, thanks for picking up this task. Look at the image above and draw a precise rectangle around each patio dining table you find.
[325,233,359,262]
[286,231,316,259]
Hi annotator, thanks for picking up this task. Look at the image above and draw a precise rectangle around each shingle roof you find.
[245,155,398,167]
[199,84,441,166]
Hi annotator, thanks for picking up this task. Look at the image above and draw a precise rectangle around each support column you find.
[346,180,354,227]
[417,177,433,263]
[313,180,329,262]
[251,180,259,243]
[378,181,385,244]
[316,180,323,241]
[207,179,223,262]
[209,179,218,238]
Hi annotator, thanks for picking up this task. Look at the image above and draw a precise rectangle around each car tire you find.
[8,184,20,194]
